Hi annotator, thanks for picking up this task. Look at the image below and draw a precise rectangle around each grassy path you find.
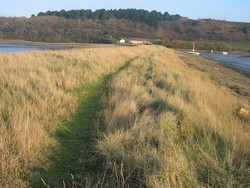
[32,59,134,188]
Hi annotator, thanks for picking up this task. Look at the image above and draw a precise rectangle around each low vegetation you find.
[0,45,249,187]
[229,42,250,52]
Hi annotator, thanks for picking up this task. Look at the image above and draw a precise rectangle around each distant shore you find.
[0,39,117,48]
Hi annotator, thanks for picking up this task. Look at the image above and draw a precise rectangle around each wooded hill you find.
[0,9,250,46]
[36,9,182,27]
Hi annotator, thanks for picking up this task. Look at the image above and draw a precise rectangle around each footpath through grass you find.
[32,59,134,188]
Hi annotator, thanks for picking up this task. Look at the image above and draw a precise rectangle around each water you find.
[0,43,72,53]
[200,52,250,72]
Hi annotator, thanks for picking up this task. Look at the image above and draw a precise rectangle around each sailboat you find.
[188,42,200,55]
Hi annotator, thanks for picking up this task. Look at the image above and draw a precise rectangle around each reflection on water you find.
[0,43,73,53]
[200,52,250,72]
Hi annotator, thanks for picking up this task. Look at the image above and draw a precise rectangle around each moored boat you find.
[188,42,199,55]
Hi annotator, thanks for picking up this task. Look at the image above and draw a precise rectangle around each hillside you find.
[0,9,250,45]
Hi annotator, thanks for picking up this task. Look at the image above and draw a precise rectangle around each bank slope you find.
[94,46,250,187]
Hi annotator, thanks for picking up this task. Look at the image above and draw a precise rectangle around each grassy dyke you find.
[94,46,250,187]
[33,58,135,187]
[1,45,250,187]
[0,45,150,187]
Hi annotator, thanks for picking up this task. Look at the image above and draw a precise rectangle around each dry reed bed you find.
[96,46,250,187]
[0,45,150,187]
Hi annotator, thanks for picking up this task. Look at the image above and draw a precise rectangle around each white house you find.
[119,39,125,44]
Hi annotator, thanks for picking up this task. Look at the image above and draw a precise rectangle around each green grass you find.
[31,59,134,188]
[180,125,250,187]
[230,42,250,52]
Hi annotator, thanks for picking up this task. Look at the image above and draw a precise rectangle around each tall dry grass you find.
[96,46,250,187]
[0,46,150,187]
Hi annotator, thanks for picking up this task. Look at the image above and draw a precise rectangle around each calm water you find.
[0,43,72,53]
[200,52,250,72]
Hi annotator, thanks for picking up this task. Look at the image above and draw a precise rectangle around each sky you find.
[0,0,249,23]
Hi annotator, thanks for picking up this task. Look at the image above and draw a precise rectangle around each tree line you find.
[36,9,182,27]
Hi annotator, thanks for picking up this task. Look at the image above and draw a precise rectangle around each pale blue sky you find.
[0,0,249,22]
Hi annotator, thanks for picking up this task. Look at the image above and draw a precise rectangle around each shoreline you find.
[177,50,250,73]
[0,39,79,46]
[0,39,118,48]
[199,53,250,78]
[177,50,250,100]
[177,48,250,55]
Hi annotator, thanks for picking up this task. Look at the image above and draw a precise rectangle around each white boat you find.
[222,51,228,55]
[188,42,199,55]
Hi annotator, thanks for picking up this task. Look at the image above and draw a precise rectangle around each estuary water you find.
[0,43,72,53]
[200,52,250,72]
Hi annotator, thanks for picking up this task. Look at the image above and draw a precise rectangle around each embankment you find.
[94,47,250,187]
[0,45,249,187]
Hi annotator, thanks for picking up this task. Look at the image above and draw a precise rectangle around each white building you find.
[119,39,125,44]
